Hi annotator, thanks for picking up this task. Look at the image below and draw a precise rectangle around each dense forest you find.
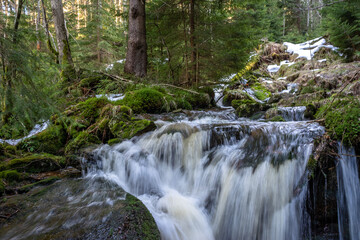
[0,0,360,239]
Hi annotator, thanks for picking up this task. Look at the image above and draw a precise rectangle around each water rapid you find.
[336,143,360,240]
[89,111,324,240]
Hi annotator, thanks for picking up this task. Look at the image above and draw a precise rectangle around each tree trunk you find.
[124,0,147,78]
[50,0,74,67]
[13,0,25,43]
[190,0,196,85]
[41,0,59,63]
[36,0,41,50]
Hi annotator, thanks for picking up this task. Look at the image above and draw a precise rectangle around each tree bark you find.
[124,0,147,78]
[190,0,196,85]
[50,0,74,67]
[13,0,25,43]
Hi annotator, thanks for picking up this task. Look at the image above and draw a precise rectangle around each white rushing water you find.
[337,143,360,240]
[89,112,324,240]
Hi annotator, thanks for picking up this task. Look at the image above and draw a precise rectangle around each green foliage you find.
[322,0,360,60]
[315,97,360,146]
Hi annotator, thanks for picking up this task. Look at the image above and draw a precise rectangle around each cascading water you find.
[278,106,306,121]
[336,143,360,240]
[89,111,324,240]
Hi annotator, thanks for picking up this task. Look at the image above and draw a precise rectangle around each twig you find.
[93,71,133,83]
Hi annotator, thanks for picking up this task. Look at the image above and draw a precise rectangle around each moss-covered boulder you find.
[315,97,360,146]
[232,99,262,118]
[251,83,271,101]
[0,154,66,173]
[65,131,101,154]
[223,90,250,106]
[122,88,166,113]
[109,119,156,140]
[18,125,67,155]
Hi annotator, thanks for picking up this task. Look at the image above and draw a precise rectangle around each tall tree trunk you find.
[190,0,196,85]
[96,0,101,63]
[181,2,189,85]
[36,0,41,50]
[41,0,59,63]
[50,0,74,67]
[124,0,147,78]
[13,0,25,43]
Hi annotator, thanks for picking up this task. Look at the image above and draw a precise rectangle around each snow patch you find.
[106,59,125,70]
[284,37,339,60]
[96,94,124,101]
[0,121,50,146]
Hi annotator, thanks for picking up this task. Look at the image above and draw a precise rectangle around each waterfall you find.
[278,106,306,121]
[91,115,324,240]
[337,143,360,240]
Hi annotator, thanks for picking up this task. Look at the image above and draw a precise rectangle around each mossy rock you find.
[122,88,166,113]
[0,154,66,173]
[251,83,271,101]
[0,170,21,182]
[223,90,250,106]
[315,97,360,146]
[65,131,101,154]
[76,97,111,123]
[124,194,161,239]
[109,119,156,140]
[18,124,67,154]
[232,99,262,118]
[266,115,285,122]
[304,103,317,120]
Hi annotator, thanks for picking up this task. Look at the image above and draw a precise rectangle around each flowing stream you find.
[88,108,324,240]
[1,106,330,240]
[337,143,360,240]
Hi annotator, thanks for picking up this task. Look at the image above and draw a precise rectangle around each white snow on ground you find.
[267,37,338,73]
[318,59,327,63]
[0,121,50,146]
[267,65,281,73]
[95,93,125,101]
[284,37,338,60]
[106,59,125,70]
[267,60,295,73]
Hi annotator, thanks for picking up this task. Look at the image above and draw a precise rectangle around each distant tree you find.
[124,0,147,77]
[50,0,76,81]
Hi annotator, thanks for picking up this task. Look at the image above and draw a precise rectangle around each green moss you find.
[19,124,67,154]
[223,90,250,106]
[251,83,271,101]
[301,86,315,94]
[307,156,317,178]
[0,170,21,182]
[125,194,161,239]
[3,154,66,173]
[315,97,360,146]
[65,131,101,154]
[0,181,4,196]
[174,98,192,110]
[231,99,262,118]
[122,88,166,113]
[19,176,60,193]
[304,103,317,120]
[79,76,104,88]
[77,97,110,123]
[107,138,122,145]
[267,116,285,122]
[110,119,156,140]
